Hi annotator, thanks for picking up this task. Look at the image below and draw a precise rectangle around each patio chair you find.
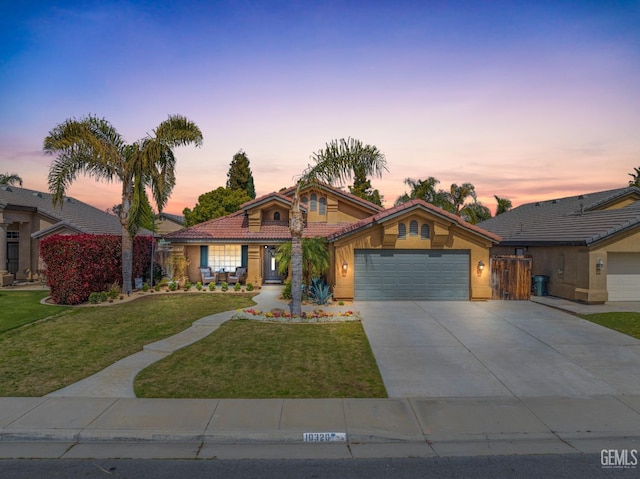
[227,267,247,285]
[199,267,217,286]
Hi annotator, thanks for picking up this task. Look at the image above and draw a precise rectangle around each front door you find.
[7,243,18,277]
[263,246,284,283]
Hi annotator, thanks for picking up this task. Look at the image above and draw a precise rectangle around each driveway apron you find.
[358,301,640,398]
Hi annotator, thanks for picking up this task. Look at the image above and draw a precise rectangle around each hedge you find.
[40,234,152,305]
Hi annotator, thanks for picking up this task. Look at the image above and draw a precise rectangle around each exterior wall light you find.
[477,260,485,272]
[596,258,604,274]
[342,260,348,277]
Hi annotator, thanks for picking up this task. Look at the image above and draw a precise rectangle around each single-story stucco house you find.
[480,187,640,303]
[0,185,150,286]
[164,183,501,301]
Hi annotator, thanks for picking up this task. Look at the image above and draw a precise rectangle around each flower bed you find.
[232,308,360,323]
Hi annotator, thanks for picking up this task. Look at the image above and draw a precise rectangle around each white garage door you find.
[354,249,470,301]
[607,253,640,301]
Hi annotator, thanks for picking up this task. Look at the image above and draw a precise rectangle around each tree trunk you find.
[290,187,305,316]
[122,228,133,294]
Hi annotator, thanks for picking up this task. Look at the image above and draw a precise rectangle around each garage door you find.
[354,249,469,301]
[608,253,640,301]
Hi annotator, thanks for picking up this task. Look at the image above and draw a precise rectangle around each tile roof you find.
[165,210,352,242]
[479,187,640,245]
[0,185,125,236]
[328,199,501,243]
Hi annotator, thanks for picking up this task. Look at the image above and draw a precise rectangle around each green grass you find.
[135,320,387,399]
[0,293,255,396]
[580,312,640,340]
[0,291,72,332]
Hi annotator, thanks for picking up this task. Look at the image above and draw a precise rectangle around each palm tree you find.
[275,237,330,288]
[494,195,512,215]
[629,167,640,187]
[0,172,23,186]
[290,138,387,315]
[44,114,203,293]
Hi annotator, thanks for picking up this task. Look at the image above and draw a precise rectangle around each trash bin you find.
[532,275,549,296]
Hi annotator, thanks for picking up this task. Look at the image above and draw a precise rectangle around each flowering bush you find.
[40,234,152,305]
[235,308,358,323]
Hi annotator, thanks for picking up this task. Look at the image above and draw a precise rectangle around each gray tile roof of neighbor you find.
[0,185,125,236]
[479,187,640,246]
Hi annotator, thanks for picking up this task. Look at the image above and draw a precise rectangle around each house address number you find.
[303,432,347,442]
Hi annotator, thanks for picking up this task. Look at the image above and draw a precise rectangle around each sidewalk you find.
[1,395,640,459]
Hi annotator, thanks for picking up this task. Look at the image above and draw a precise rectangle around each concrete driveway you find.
[358,300,640,398]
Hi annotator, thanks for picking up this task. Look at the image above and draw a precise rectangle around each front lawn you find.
[0,291,72,333]
[134,320,387,398]
[0,293,255,396]
[580,312,640,340]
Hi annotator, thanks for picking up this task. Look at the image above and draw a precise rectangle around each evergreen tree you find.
[183,186,251,226]
[349,165,383,206]
[629,167,640,187]
[226,149,256,199]
[494,195,513,215]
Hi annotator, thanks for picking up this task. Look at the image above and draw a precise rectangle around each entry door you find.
[7,243,18,276]
[263,246,284,283]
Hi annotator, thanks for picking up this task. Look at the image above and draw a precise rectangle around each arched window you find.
[319,197,326,215]
[301,196,308,205]
[421,224,430,239]
[410,220,419,236]
[398,223,406,239]
[273,212,281,221]
[310,193,317,211]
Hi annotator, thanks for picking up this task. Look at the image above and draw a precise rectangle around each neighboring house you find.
[480,187,640,303]
[0,185,149,286]
[155,212,184,236]
[165,183,500,301]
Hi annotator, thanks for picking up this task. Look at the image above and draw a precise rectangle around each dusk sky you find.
[1,1,639,215]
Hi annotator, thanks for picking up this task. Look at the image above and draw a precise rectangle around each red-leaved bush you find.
[40,234,152,305]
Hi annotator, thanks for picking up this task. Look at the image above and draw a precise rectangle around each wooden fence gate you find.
[490,255,532,300]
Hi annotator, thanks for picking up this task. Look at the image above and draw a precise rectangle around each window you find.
[398,223,406,239]
[410,220,418,236]
[199,246,209,267]
[301,196,308,205]
[421,224,430,239]
[273,212,281,220]
[208,245,242,272]
[6,231,19,239]
[319,197,326,215]
[310,193,317,211]
[515,248,525,256]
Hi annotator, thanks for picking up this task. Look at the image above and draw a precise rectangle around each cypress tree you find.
[226,149,256,199]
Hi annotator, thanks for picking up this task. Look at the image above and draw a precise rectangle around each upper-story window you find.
[273,212,281,221]
[301,196,308,205]
[310,193,317,211]
[421,224,430,239]
[319,197,326,215]
[410,220,419,236]
[398,223,406,239]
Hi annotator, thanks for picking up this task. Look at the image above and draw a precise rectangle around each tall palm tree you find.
[0,172,23,186]
[275,237,330,288]
[289,138,387,315]
[44,114,203,293]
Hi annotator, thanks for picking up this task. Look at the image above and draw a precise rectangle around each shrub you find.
[208,282,216,291]
[168,281,178,291]
[339,301,345,306]
[221,282,228,292]
[233,282,241,291]
[246,282,254,291]
[154,284,160,292]
[281,280,292,300]
[108,284,120,299]
[88,292,101,304]
[195,281,203,291]
[142,282,150,292]
[39,234,152,305]
[184,281,192,291]
[98,291,108,303]
[309,277,332,305]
